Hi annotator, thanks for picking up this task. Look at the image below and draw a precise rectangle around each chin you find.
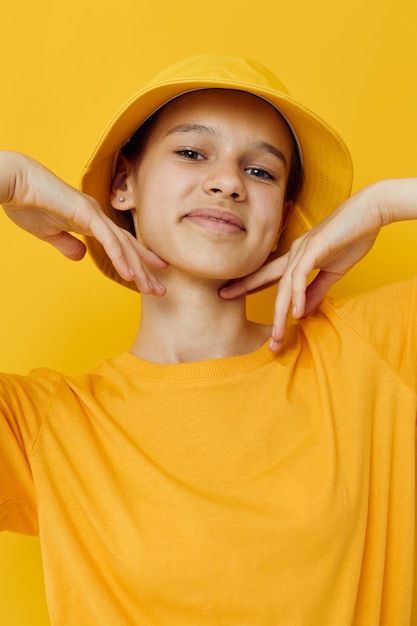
[165,247,268,282]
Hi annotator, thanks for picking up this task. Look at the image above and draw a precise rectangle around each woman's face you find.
[114,89,294,285]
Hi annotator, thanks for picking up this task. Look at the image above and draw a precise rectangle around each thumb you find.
[44,231,87,261]
[303,270,341,317]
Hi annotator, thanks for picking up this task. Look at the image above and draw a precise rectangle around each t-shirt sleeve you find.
[0,371,59,535]
[324,276,417,393]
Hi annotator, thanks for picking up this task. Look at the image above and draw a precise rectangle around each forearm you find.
[0,149,79,213]
[364,177,417,227]
[0,149,66,214]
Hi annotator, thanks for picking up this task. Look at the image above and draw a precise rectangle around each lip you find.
[184,208,246,232]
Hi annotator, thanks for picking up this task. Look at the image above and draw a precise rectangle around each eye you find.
[176,149,204,161]
[245,167,276,181]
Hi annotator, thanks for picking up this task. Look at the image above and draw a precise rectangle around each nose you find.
[203,161,247,200]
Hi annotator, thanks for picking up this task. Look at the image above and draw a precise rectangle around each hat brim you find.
[81,56,353,290]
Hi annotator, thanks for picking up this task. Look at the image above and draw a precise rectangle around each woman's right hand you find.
[0,150,168,294]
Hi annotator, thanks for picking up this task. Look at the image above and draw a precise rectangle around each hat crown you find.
[145,53,290,96]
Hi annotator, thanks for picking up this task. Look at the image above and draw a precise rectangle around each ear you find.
[110,154,137,211]
[271,200,293,252]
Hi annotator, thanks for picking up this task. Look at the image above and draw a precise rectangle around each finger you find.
[285,260,310,320]
[112,229,167,295]
[268,243,312,350]
[219,255,288,299]
[303,270,341,317]
[86,206,168,282]
[277,237,324,320]
[268,273,295,351]
[136,245,169,269]
[44,231,87,261]
[131,261,167,296]
[270,264,339,352]
[81,215,156,290]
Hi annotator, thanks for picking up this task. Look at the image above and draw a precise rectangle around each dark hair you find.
[284,136,303,203]
[120,108,163,163]
[120,95,304,204]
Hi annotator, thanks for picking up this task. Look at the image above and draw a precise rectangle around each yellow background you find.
[1,0,417,623]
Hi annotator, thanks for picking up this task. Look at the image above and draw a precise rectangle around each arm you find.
[220,178,417,350]
[0,150,167,294]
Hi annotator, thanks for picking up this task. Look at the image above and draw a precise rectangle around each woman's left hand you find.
[220,182,392,351]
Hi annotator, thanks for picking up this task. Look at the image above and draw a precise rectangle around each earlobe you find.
[111,154,136,211]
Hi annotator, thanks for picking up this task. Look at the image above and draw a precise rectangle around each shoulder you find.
[0,368,61,409]
[306,276,417,390]
[320,276,417,337]
[0,356,127,411]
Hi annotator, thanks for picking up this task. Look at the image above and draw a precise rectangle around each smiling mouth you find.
[185,209,246,232]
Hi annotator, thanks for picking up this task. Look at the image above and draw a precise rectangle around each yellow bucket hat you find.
[81,52,353,290]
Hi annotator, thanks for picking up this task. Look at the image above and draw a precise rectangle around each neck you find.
[130,276,270,364]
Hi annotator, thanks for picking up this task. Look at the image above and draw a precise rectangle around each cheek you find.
[133,208,161,249]
[133,166,198,232]
[135,165,192,209]
[131,174,166,236]
[132,190,180,255]
[257,197,284,243]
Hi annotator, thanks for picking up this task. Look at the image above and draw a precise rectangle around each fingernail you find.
[269,337,282,352]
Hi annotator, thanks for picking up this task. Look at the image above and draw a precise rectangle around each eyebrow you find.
[166,123,216,137]
[252,141,288,166]
[165,124,288,166]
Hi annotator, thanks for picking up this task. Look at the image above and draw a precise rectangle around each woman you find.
[1,53,416,624]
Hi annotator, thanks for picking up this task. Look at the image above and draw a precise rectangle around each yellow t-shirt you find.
[1,278,417,625]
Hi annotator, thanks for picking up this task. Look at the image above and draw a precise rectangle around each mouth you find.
[184,208,246,232]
